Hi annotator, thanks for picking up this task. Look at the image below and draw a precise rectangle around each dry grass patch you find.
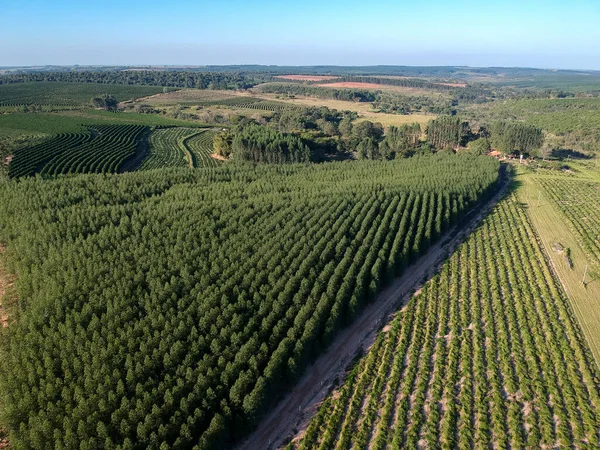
[134,89,242,106]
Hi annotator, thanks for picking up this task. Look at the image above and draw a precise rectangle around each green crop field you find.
[185,130,221,168]
[0,82,175,107]
[0,111,211,139]
[0,155,499,449]
[8,122,219,177]
[140,127,201,170]
[196,97,304,112]
[292,193,600,449]
[139,127,221,170]
[131,89,239,106]
[3,66,600,450]
[9,124,147,177]
[537,178,600,267]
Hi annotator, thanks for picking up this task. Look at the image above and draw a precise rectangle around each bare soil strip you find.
[0,244,12,328]
[237,171,510,450]
[118,127,153,173]
[274,75,340,82]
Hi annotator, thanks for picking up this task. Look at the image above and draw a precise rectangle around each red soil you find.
[317,82,391,89]
[274,75,339,81]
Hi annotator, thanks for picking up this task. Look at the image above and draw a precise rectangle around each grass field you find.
[0,82,175,107]
[132,89,239,106]
[291,191,600,449]
[315,81,448,97]
[515,170,600,364]
[249,94,435,129]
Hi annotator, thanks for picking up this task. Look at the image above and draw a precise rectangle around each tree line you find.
[0,71,266,90]
[213,110,545,164]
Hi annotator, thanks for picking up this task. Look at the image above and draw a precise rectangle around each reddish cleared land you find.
[274,75,339,81]
[318,82,389,89]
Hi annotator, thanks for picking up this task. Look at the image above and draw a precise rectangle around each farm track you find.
[519,174,600,365]
[119,127,153,173]
[237,168,510,450]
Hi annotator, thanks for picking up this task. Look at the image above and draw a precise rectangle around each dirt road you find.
[237,172,510,450]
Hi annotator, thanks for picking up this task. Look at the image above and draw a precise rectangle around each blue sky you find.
[2,0,600,69]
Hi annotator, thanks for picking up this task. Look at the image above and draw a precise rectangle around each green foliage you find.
[426,115,470,149]
[294,194,600,449]
[0,155,499,448]
[0,111,210,139]
[213,130,234,158]
[352,120,384,142]
[197,97,302,113]
[231,123,311,163]
[539,178,600,267]
[185,131,220,168]
[91,94,118,111]
[8,124,219,177]
[464,98,600,153]
[140,127,199,170]
[378,123,422,159]
[256,82,378,102]
[9,124,147,177]
[468,137,491,155]
[0,71,265,90]
[0,82,171,108]
[357,137,379,160]
[490,121,544,155]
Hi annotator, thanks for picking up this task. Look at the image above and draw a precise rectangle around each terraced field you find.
[8,124,221,177]
[140,127,221,170]
[291,194,600,449]
[9,125,147,177]
[185,130,221,168]
[40,125,147,176]
[140,127,198,170]
[198,97,304,112]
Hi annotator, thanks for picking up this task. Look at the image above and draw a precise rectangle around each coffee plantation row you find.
[537,177,600,266]
[291,194,600,449]
[8,125,218,177]
[0,155,500,448]
[0,82,172,108]
[139,128,221,171]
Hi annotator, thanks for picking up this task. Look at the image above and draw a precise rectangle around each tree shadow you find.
[551,148,592,160]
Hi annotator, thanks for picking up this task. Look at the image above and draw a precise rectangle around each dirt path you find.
[517,172,600,365]
[237,171,510,450]
[0,244,14,328]
[119,127,153,173]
